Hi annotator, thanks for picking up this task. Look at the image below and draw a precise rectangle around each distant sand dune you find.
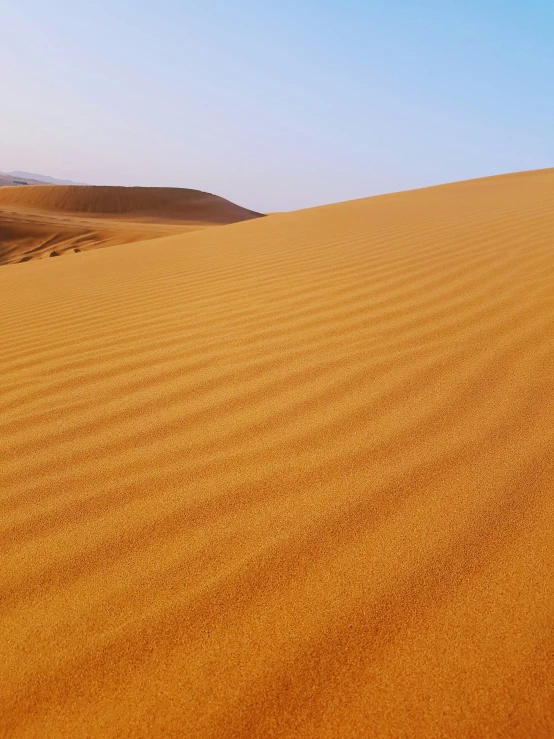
[0,185,262,264]
[0,169,553,737]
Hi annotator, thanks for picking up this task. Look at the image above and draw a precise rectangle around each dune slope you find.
[0,169,553,738]
[0,185,262,264]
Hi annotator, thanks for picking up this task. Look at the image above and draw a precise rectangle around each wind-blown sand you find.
[0,185,262,264]
[1,169,553,738]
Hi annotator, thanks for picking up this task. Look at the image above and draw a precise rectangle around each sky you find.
[1,0,553,212]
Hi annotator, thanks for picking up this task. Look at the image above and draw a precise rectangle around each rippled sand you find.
[1,169,553,737]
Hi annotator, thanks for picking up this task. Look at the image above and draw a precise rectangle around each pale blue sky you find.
[1,0,553,211]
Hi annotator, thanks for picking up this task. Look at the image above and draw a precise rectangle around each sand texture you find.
[1,169,553,738]
[0,185,262,265]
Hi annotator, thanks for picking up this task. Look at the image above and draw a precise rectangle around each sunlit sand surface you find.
[1,169,553,737]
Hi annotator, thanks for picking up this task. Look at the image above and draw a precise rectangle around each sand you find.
[0,168,553,738]
[0,185,262,264]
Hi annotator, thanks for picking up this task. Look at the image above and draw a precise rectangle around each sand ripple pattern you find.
[1,169,554,738]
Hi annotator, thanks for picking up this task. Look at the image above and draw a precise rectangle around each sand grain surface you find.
[1,169,554,738]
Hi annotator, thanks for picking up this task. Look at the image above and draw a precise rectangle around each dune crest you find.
[0,168,553,737]
[0,185,262,265]
[0,184,262,222]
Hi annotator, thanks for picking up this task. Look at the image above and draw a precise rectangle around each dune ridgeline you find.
[1,169,553,737]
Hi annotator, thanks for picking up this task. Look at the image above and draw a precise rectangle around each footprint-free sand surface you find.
[0,185,262,265]
[1,169,553,738]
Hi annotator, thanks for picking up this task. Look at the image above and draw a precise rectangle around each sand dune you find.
[0,168,553,738]
[0,185,262,264]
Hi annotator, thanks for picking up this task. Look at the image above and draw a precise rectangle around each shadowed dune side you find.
[0,185,263,264]
[0,210,195,266]
[0,169,554,738]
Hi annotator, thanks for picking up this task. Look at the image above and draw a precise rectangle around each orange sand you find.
[0,169,553,738]
[0,185,262,264]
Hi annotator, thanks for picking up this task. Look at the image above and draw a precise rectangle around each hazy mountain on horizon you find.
[8,171,87,186]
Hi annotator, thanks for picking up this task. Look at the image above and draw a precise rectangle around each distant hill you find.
[0,171,47,187]
[8,170,87,186]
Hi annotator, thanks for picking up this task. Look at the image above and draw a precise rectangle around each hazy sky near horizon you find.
[2,0,553,211]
